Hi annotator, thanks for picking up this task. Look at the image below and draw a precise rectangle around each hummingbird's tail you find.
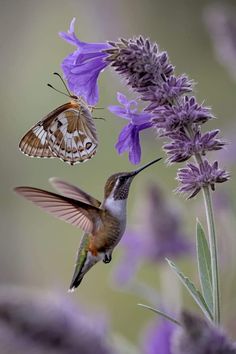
[68,272,84,292]
[68,236,103,292]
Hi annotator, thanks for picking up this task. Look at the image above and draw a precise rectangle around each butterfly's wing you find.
[19,103,73,159]
[47,104,98,165]
[14,187,102,233]
[49,178,101,208]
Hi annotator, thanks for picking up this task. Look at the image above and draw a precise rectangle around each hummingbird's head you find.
[104,157,162,200]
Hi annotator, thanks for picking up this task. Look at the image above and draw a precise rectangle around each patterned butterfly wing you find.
[19,101,98,165]
[19,103,72,159]
[47,104,98,165]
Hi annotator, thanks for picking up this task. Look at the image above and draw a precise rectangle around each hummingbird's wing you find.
[14,187,102,234]
[49,178,101,208]
[69,234,102,291]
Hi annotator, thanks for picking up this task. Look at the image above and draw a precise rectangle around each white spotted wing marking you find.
[19,100,98,165]
[19,121,54,158]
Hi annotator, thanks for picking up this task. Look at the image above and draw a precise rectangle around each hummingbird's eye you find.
[118,176,125,184]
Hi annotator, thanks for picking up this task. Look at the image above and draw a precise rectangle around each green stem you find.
[186,126,220,324]
[202,186,220,325]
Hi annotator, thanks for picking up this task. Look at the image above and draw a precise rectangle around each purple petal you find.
[61,54,107,105]
[108,105,131,120]
[115,92,139,112]
[143,318,176,354]
[117,92,129,106]
[59,18,110,53]
[131,111,153,125]
[173,311,236,354]
[129,127,142,164]
[115,124,133,154]
[60,18,110,104]
[59,18,82,47]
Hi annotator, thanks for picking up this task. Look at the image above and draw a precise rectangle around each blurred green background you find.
[1,0,236,344]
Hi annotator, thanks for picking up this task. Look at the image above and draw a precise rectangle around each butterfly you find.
[19,73,98,165]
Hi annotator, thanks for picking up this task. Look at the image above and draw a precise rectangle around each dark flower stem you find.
[187,126,220,325]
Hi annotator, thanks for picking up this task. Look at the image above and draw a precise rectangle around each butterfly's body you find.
[14,158,162,291]
[19,97,98,165]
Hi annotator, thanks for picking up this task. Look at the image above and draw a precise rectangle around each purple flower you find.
[108,92,153,164]
[142,75,193,111]
[113,184,191,284]
[153,96,214,133]
[176,160,230,198]
[106,37,174,93]
[106,34,229,196]
[143,318,176,354]
[0,286,113,354]
[105,33,231,200]
[112,229,144,286]
[172,311,236,354]
[164,129,225,164]
[204,4,236,81]
[59,18,111,105]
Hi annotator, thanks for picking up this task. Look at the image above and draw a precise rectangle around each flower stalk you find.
[202,185,220,324]
[189,126,220,324]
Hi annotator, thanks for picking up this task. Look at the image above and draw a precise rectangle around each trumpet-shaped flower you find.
[59,18,111,105]
[108,93,153,164]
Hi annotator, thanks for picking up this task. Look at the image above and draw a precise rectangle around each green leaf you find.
[137,303,181,326]
[196,219,213,314]
[166,258,213,321]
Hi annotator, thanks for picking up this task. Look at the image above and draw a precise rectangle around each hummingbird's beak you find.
[129,157,162,177]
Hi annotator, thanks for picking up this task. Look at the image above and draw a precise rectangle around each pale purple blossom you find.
[0,286,113,354]
[153,96,214,132]
[108,92,153,164]
[106,37,174,93]
[172,311,236,354]
[164,129,225,164]
[106,35,229,194]
[142,75,193,111]
[143,318,176,354]
[176,160,230,198]
[59,18,111,104]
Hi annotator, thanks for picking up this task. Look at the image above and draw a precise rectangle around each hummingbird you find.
[14,157,161,291]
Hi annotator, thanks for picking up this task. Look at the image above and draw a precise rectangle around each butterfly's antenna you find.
[93,117,106,121]
[47,84,74,99]
[53,72,72,96]
[92,106,104,110]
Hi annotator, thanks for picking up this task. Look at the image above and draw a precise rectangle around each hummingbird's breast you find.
[92,197,127,252]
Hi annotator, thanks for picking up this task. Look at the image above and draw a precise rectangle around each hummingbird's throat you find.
[103,195,127,219]
[113,177,133,200]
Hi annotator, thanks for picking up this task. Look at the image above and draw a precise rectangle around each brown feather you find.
[49,178,101,208]
[14,187,102,234]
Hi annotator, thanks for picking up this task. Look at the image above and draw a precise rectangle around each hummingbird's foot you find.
[103,253,112,264]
